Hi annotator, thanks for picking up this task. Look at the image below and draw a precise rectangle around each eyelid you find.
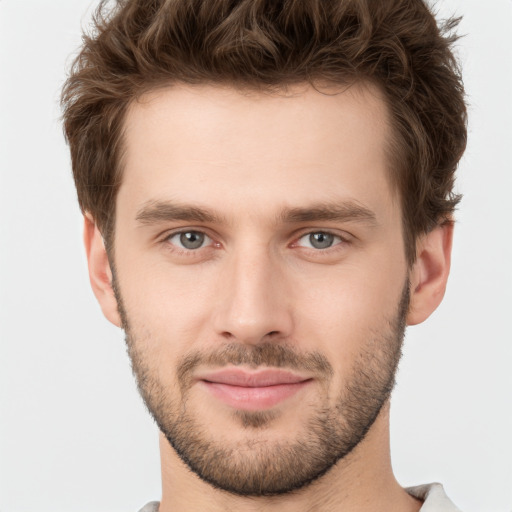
[161,228,218,251]
[298,232,340,249]
[292,229,352,247]
[157,227,352,253]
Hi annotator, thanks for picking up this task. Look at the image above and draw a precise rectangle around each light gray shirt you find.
[407,483,462,511]
[138,482,461,511]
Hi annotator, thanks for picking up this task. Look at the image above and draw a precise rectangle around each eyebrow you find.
[135,200,377,227]
[278,201,378,226]
[136,200,225,225]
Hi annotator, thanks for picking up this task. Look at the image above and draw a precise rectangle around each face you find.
[111,83,410,496]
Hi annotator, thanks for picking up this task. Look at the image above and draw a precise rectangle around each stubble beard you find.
[114,277,409,497]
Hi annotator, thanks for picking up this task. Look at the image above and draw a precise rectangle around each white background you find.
[0,1,511,511]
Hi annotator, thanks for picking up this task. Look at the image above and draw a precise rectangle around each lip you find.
[197,368,312,411]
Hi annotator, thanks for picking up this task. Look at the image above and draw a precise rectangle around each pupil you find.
[180,232,204,249]
[310,232,333,249]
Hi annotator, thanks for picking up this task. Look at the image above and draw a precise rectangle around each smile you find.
[197,368,313,411]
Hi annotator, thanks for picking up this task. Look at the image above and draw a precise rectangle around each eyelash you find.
[160,229,351,255]
[294,231,348,251]
[162,230,217,255]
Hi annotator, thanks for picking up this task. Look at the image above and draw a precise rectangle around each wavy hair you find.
[62,0,467,263]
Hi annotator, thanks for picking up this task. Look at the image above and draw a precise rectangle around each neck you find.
[157,404,422,512]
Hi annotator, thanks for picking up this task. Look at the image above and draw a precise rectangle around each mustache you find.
[177,343,334,387]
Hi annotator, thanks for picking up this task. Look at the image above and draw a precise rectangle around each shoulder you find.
[137,501,160,512]
[407,483,461,512]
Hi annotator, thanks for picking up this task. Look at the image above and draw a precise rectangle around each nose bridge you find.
[214,241,292,344]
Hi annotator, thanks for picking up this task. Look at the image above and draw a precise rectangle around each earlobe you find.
[83,214,122,328]
[407,222,454,326]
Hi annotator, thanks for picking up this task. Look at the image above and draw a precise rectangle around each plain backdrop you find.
[1,1,511,511]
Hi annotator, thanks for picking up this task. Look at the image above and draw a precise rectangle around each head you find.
[62,0,466,498]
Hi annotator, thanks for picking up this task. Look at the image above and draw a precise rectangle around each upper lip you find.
[197,368,311,387]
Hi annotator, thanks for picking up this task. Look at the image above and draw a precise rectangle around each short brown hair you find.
[62,0,467,263]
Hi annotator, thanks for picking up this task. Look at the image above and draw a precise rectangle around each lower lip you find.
[200,380,311,411]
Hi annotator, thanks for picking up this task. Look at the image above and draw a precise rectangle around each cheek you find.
[116,257,221,363]
[292,260,406,368]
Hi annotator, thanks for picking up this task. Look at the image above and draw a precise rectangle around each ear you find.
[407,222,454,326]
[83,214,122,328]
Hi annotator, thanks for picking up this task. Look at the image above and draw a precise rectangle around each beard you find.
[113,276,409,497]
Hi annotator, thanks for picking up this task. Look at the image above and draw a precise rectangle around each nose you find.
[212,245,294,345]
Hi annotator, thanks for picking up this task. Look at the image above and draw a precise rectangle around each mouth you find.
[196,368,313,411]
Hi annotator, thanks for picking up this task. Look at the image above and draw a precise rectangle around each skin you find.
[85,83,453,511]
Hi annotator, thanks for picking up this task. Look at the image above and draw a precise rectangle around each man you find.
[61,0,467,510]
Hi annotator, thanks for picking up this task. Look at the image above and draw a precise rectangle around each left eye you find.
[168,231,211,250]
[297,232,342,250]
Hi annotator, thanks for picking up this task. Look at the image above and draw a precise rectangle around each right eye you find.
[166,231,212,250]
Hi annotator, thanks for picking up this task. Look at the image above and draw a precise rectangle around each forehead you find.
[118,83,397,223]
